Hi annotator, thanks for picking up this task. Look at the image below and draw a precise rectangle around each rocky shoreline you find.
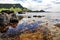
[18,17,60,40]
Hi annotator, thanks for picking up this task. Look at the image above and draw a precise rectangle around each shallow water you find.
[18,12,60,25]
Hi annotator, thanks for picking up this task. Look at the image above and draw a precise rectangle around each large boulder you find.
[1,10,18,22]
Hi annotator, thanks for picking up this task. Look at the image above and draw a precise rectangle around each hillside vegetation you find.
[0,4,31,12]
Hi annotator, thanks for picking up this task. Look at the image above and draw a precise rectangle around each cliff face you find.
[0,4,23,8]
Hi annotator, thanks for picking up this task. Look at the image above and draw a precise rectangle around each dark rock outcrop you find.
[40,10,45,12]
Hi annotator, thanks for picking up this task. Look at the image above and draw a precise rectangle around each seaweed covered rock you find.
[35,25,53,40]
[20,31,43,40]
[18,22,53,40]
[20,25,53,40]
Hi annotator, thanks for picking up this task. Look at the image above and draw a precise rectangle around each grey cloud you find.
[33,0,42,3]
[51,1,60,4]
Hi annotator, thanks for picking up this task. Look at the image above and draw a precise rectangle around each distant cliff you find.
[0,4,31,12]
[28,10,45,12]
[39,10,45,12]
[0,4,23,8]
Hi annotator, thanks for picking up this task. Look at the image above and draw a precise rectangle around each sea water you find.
[17,12,60,25]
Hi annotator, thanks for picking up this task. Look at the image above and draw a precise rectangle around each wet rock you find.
[33,15,37,17]
[54,23,60,28]
[18,16,23,20]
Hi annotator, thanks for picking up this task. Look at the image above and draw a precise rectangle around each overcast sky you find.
[0,0,60,12]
